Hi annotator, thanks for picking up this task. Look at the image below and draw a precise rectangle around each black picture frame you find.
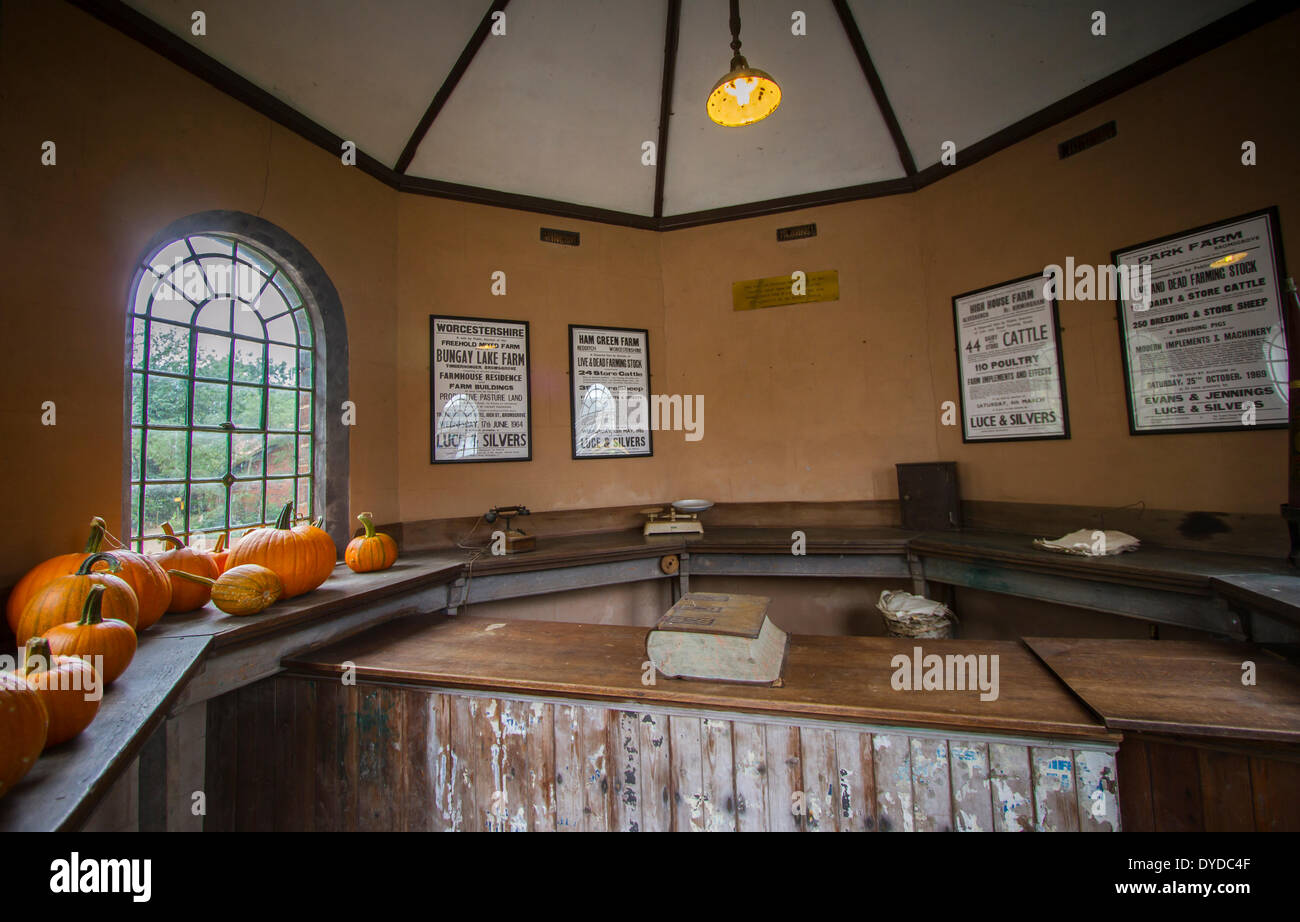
[1112,206,1288,436]
[568,323,654,460]
[429,314,533,463]
[951,271,1071,444]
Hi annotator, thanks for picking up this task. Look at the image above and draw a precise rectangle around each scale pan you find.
[673,499,714,513]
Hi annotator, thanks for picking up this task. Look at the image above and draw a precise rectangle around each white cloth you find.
[1033,528,1140,556]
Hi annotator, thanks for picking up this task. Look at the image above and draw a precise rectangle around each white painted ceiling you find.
[124,0,1254,217]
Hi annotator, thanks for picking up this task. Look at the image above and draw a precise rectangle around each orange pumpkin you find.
[225,502,333,599]
[153,528,219,612]
[17,553,139,645]
[171,564,283,616]
[91,547,170,630]
[211,532,232,574]
[302,516,339,577]
[5,517,110,635]
[345,512,398,573]
[19,638,100,747]
[0,672,47,799]
[43,586,137,686]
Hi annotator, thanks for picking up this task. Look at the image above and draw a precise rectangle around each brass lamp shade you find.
[706,58,781,127]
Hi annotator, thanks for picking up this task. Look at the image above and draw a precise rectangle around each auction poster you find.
[952,273,1070,442]
[1113,208,1288,435]
[430,315,531,463]
[569,324,653,459]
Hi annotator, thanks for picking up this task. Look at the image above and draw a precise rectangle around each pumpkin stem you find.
[78,552,121,576]
[157,533,187,550]
[84,516,108,553]
[169,569,216,588]
[23,637,53,675]
[215,533,227,553]
[312,516,325,529]
[357,512,376,539]
[79,584,107,626]
[274,501,295,530]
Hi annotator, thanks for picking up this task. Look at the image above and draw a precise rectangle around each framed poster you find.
[429,315,532,463]
[1113,207,1288,435]
[569,324,653,459]
[952,272,1070,442]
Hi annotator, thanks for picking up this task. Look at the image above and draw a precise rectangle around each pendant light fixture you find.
[706,0,781,127]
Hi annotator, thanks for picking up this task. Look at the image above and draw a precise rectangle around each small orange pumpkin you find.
[345,512,398,573]
[0,672,47,799]
[17,553,139,645]
[43,585,138,686]
[211,532,232,574]
[19,638,100,747]
[225,502,333,599]
[92,547,170,630]
[5,517,110,635]
[171,564,283,616]
[153,526,219,612]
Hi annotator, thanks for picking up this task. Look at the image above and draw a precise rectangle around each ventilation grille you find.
[1058,121,1117,159]
[776,222,817,242]
[540,227,580,246]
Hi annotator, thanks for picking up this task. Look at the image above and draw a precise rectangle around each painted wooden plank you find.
[400,689,433,831]
[356,685,400,831]
[637,711,672,832]
[553,703,583,832]
[988,743,1034,832]
[910,738,953,832]
[1195,749,1252,832]
[764,724,803,831]
[800,728,838,832]
[522,700,555,831]
[701,717,736,832]
[1147,741,1203,832]
[448,695,478,831]
[311,679,341,831]
[579,706,612,832]
[499,698,530,832]
[611,711,643,832]
[947,740,993,832]
[1031,747,1080,831]
[833,729,874,832]
[1074,748,1121,832]
[427,693,454,832]
[1115,739,1154,832]
[732,722,768,832]
[669,715,705,832]
[872,733,913,832]
[203,687,238,832]
[472,698,506,832]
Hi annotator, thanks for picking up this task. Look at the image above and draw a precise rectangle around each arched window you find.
[577,383,617,452]
[125,213,349,552]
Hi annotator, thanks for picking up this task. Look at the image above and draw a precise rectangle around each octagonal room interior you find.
[2,0,1298,834]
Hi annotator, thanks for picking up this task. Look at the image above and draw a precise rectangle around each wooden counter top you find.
[1024,637,1300,744]
[284,615,1116,742]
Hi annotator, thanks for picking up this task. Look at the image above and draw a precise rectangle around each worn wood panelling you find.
[523,700,555,831]
[1147,741,1203,832]
[1074,749,1120,832]
[400,689,434,831]
[1032,747,1079,832]
[872,733,912,832]
[235,679,275,832]
[473,698,505,832]
[638,711,672,832]
[611,711,643,832]
[499,698,531,831]
[427,693,454,832]
[833,730,874,832]
[1194,749,1252,832]
[948,740,993,832]
[203,685,239,832]
[357,685,402,831]
[1115,739,1155,832]
[911,738,953,832]
[988,743,1034,832]
[449,695,478,831]
[732,722,767,832]
[273,677,314,831]
[553,704,583,832]
[579,706,612,831]
[701,718,736,832]
[800,728,837,832]
[764,724,803,831]
[669,716,704,831]
[1249,756,1300,832]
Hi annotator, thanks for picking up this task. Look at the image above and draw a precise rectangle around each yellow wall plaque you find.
[732,270,839,312]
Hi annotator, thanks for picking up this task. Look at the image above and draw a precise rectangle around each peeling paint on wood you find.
[611,711,642,832]
[873,733,913,832]
[989,742,1034,832]
[834,729,874,832]
[1032,747,1080,832]
[800,729,837,832]
[911,738,952,832]
[638,712,672,832]
[669,716,705,832]
[701,718,735,832]
[764,724,803,832]
[1074,748,1120,832]
[553,704,582,831]
[948,740,993,832]
[732,722,767,833]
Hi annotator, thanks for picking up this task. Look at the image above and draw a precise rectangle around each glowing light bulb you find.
[725,76,759,106]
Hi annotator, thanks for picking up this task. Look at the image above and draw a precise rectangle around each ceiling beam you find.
[830,0,916,177]
[394,0,510,174]
[652,0,682,218]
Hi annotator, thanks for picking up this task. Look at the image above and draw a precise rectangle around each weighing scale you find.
[642,499,713,536]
